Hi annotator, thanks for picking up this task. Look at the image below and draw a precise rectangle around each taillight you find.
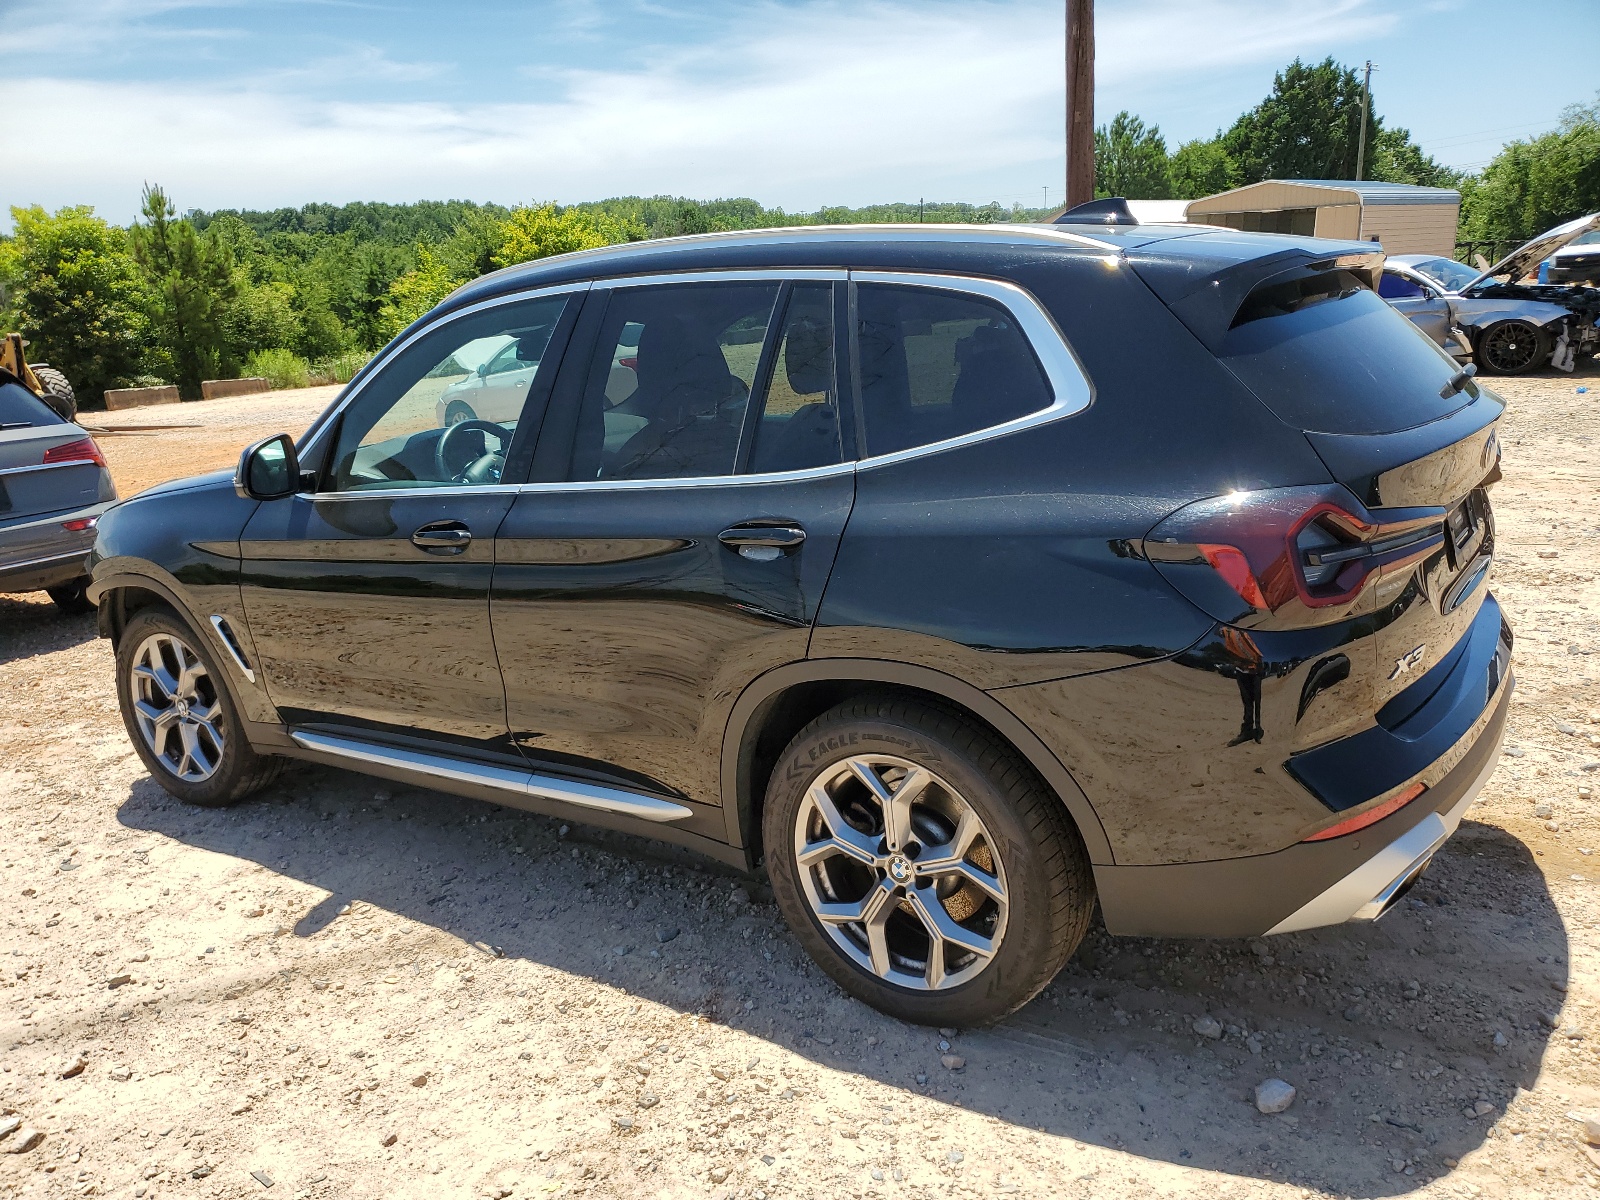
[1145,485,1447,629]
[42,437,108,469]
[61,516,98,532]
[1302,781,1426,841]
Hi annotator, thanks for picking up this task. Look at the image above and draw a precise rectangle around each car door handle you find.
[718,523,807,549]
[412,521,472,553]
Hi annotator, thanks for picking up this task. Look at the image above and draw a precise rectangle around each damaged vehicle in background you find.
[1378,212,1600,375]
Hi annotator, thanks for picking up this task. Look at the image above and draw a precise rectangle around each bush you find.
[244,348,311,390]
[308,350,370,386]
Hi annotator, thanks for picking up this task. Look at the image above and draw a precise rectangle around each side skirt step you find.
[288,729,694,824]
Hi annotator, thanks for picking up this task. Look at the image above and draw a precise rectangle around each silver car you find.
[0,375,118,612]
[1378,212,1600,375]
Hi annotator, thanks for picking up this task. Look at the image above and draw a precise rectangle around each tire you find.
[762,695,1095,1027]
[46,577,95,615]
[444,399,477,426]
[114,606,283,806]
[28,364,77,421]
[1475,320,1548,376]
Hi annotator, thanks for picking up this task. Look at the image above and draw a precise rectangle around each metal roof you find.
[1192,179,1461,207]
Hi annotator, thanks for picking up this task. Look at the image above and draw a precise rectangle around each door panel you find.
[1389,294,1453,348]
[239,491,518,750]
[491,471,854,801]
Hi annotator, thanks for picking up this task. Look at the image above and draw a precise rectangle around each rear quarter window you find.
[1219,270,1469,435]
[0,381,66,428]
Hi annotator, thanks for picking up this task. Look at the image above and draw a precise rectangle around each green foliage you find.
[308,350,371,386]
[0,204,149,406]
[130,184,237,400]
[1220,57,1376,182]
[223,280,299,366]
[1366,126,1461,188]
[1460,92,1600,246]
[244,347,310,390]
[1094,112,1172,199]
[492,204,644,269]
[381,245,460,339]
[1168,138,1235,199]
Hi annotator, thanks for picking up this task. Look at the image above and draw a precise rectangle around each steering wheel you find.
[435,419,509,484]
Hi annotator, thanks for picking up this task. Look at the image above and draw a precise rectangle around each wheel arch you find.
[719,658,1113,866]
[92,569,190,647]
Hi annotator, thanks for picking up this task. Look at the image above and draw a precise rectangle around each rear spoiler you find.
[1129,247,1385,353]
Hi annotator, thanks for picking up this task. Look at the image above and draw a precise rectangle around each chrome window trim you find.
[517,461,855,495]
[0,458,93,479]
[847,269,1095,470]
[297,280,594,454]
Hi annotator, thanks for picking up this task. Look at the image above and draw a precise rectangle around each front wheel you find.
[763,695,1095,1027]
[1476,320,1548,375]
[443,399,477,426]
[115,607,283,806]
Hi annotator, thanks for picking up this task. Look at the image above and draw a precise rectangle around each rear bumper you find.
[0,501,113,593]
[1095,605,1513,938]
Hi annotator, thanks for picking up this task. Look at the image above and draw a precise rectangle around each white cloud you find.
[2,0,1398,223]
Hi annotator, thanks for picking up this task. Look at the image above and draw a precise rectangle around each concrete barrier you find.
[104,385,180,411]
[200,377,271,401]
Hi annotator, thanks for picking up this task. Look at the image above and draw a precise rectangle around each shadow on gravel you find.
[0,592,96,665]
[119,769,1566,1196]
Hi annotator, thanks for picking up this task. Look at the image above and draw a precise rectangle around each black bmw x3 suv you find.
[87,221,1512,1026]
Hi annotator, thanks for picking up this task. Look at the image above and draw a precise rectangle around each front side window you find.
[856,284,1053,456]
[328,294,569,491]
[1377,271,1425,300]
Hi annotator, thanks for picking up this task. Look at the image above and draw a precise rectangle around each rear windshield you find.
[1218,270,1470,435]
[0,381,65,428]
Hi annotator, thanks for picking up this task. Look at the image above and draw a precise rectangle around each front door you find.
[238,288,580,754]
[492,275,854,803]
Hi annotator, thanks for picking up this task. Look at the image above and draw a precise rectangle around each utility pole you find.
[1065,0,1094,206]
[1354,60,1375,181]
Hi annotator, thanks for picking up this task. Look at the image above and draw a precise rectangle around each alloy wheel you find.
[1481,321,1541,373]
[793,754,1008,990]
[128,633,227,782]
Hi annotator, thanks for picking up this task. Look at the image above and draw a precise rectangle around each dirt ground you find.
[2,366,1600,1200]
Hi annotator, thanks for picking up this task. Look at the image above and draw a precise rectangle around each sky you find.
[1,0,1596,227]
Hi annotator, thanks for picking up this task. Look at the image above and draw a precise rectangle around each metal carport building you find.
[1185,180,1461,256]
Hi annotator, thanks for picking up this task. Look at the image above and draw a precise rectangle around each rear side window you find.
[856,284,1052,456]
[0,381,65,428]
[1220,270,1469,436]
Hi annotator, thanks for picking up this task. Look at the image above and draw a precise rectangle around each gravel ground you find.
[2,366,1600,1200]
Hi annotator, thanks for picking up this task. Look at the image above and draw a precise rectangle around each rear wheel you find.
[1476,320,1548,375]
[763,695,1095,1026]
[115,607,282,806]
[46,577,94,615]
[28,364,77,421]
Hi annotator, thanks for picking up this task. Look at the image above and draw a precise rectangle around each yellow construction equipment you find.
[0,333,77,421]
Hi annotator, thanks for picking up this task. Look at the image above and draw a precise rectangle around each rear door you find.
[237,287,581,755]
[491,273,854,806]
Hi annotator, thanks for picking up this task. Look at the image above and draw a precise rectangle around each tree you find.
[380,245,458,339]
[492,204,643,269]
[0,205,149,406]
[1460,92,1600,246]
[1220,57,1377,183]
[1094,111,1171,199]
[1169,137,1235,199]
[130,184,236,399]
[1366,126,1461,189]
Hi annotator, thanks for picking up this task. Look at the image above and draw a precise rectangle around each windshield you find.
[1558,231,1600,251]
[1408,258,1479,292]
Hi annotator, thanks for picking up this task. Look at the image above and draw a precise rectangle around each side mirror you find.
[477,362,491,377]
[235,433,301,500]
